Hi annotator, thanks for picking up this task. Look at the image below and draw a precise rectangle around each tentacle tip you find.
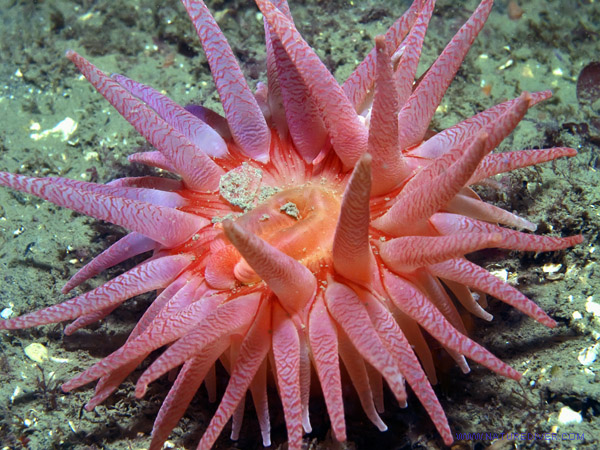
[61,382,72,393]
[510,369,523,382]
[374,34,386,48]
[442,435,454,446]
[84,402,96,412]
[519,90,532,105]
[135,384,148,399]
[254,153,270,164]
[65,49,75,58]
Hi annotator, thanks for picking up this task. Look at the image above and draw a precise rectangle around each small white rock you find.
[578,344,599,366]
[557,406,582,425]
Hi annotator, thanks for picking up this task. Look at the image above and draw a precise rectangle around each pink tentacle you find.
[62,232,156,294]
[379,232,502,273]
[128,151,177,172]
[361,290,452,445]
[197,299,272,450]
[333,154,376,284]
[414,90,552,159]
[182,0,270,162]
[272,302,303,450]
[383,270,523,379]
[337,328,387,431]
[308,295,346,441]
[149,341,229,450]
[67,50,224,190]
[429,258,557,327]
[256,0,368,168]
[373,132,489,235]
[446,193,537,231]
[430,212,583,252]
[0,172,206,247]
[113,73,228,158]
[342,0,422,111]
[223,220,316,321]
[394,0,436,107]
[469,147,577,184]
[325,280,409,409]
[0,254,192,330]
[397,0,493,149]
[135,292,261,397]
[368,38,409,194]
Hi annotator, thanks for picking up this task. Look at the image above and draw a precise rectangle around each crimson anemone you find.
[0,0,583,448]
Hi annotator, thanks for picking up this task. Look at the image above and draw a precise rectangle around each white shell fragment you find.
[24,342,49,364]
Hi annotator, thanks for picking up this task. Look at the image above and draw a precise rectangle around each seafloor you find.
[0,0,598,449]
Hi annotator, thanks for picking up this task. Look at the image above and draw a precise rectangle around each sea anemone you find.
[0,0,583,448]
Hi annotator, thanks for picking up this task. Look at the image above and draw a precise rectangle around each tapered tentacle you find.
[66,50,224,190]
[256,0,368,168]
[403,92,531,196]
[332,154,376,284]
[337,329,387,431]
[107,176,183,191]
[443,278,493,321]
[113,73,228,158]
[430,213,583,251]
[272,302,303,450]
[342,0,422,111]
[365,361,385,413]
[469,147,577,184]
[223,220,316,320]
[373,132,489,235]
[0,172,206,247]
[265,1,327,163]
[394,0,436,107]
[446,193,537,231]
[397,0,493,149]
[0,254,192,330]
[135,292,261,397]
[44,176,189,208]
[368,38,410,194]
[361,290,453,445]
[182,0,270,162]
[308,295,346,441]
[198,299,272,450]
[383,270,522,380]
[149,341,229,450]
[415,91,552,159]
[325,280,410,410]
[298,332,312,433]
[61,280,218,392]
[410,269,468,334]
[64,305,119,335]
[248,360,271,446]
[379,232,502,273]
[62,233,156,294]
[128,151,177,172]
[78,279,193,408]
[185,104,232,140]
[429,258,557,327]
